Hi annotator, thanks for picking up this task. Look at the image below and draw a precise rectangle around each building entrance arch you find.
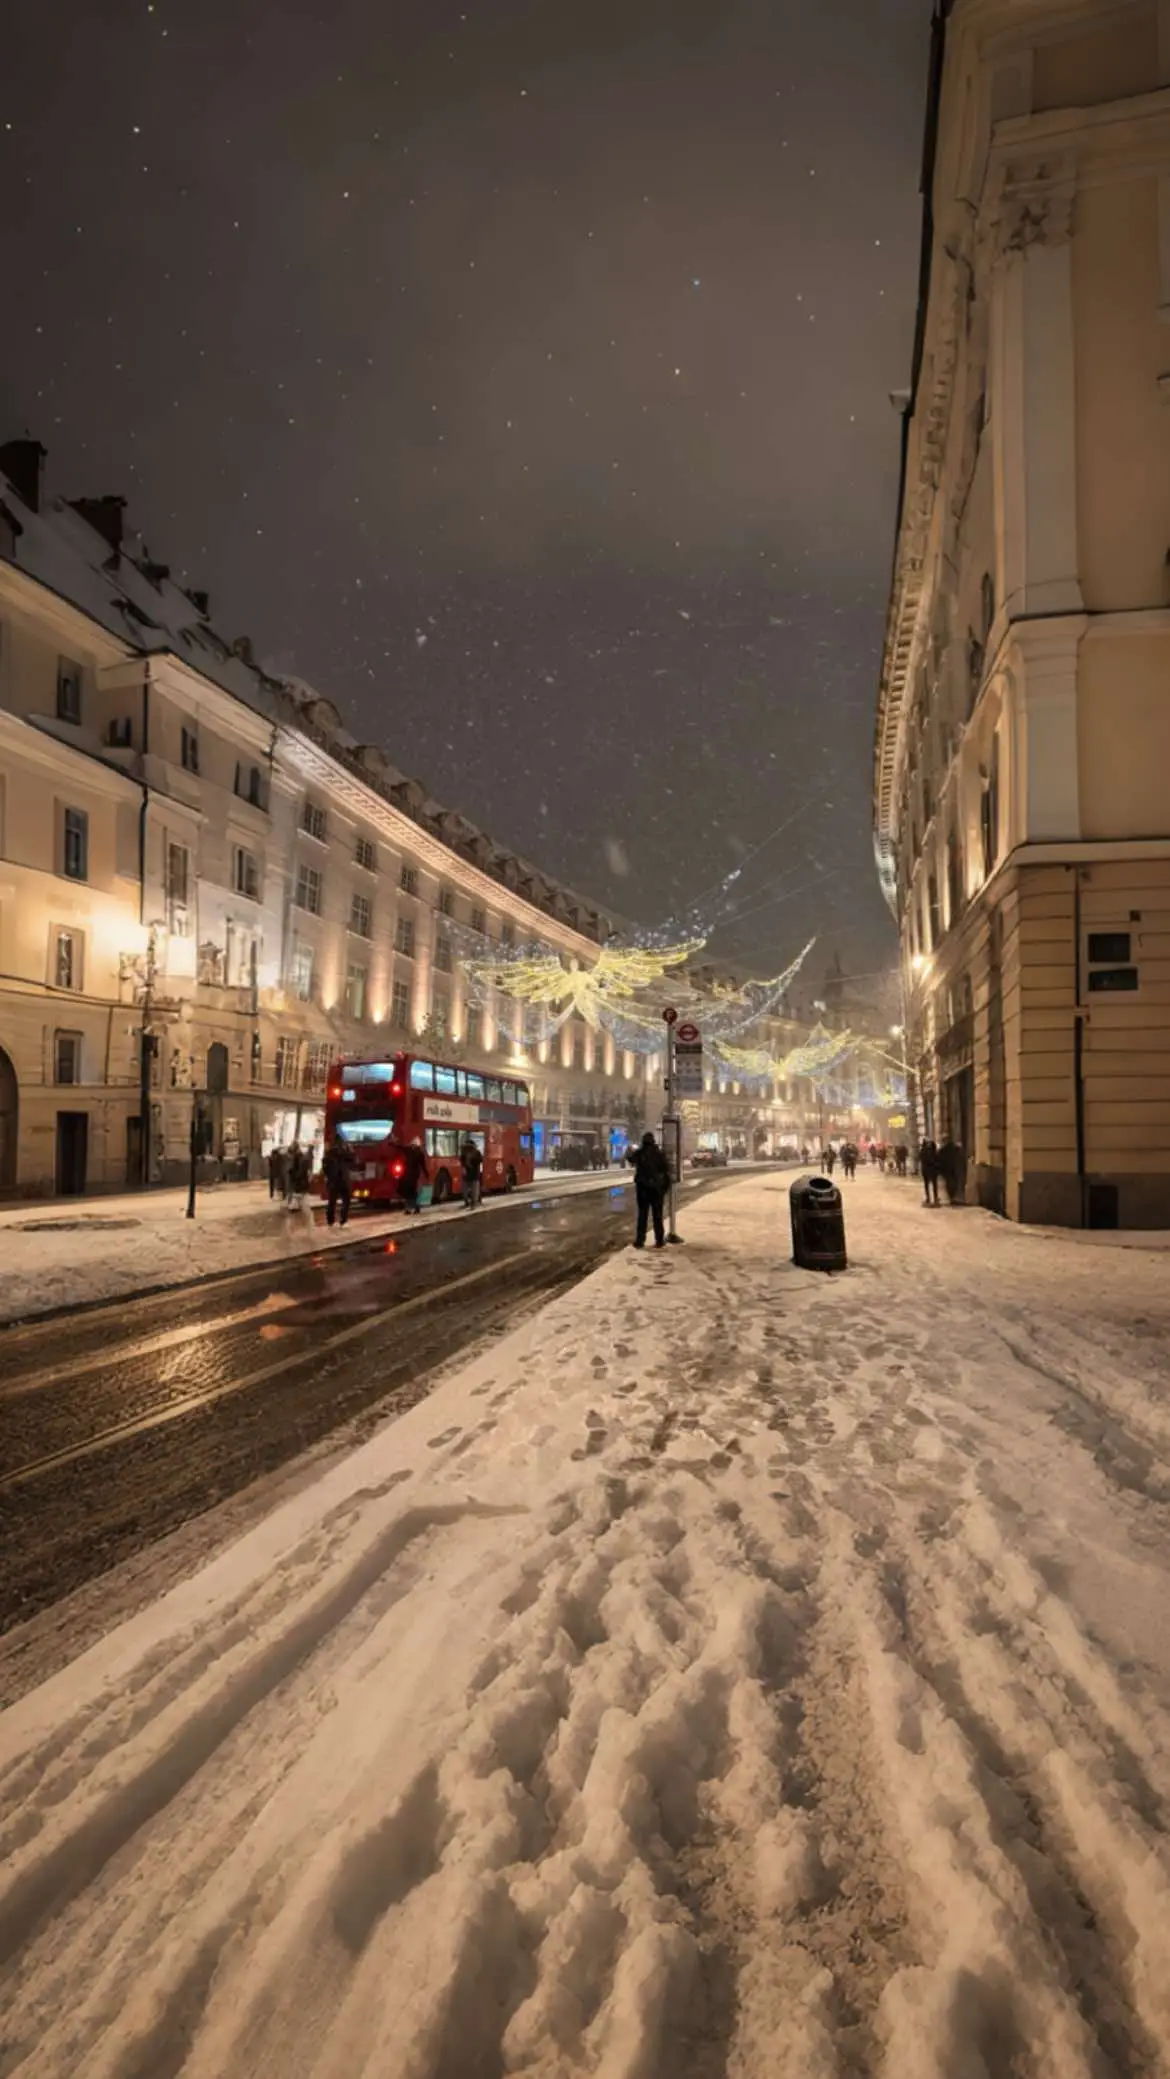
[0,1045,18,1192]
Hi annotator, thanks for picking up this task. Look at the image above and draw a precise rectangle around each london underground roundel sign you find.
[675,1021,700,1044]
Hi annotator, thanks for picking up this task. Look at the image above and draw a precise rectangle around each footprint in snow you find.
[427,1427,463,1449]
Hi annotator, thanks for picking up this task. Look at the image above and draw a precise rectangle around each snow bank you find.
[2,1172,1170,2076]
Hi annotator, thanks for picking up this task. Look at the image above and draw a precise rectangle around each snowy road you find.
[3,1171,1170,2077]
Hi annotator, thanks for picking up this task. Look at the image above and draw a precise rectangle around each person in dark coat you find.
[920,1138,941,1206]
[824,1145,836,1176]
[460,1137,484,1209]
[894,1143,909,1178]
[400,1138,429,1214]
[628,1130,671,1248]
[939,1138,966,1206]
[323,1137,353,1227]
[268,1144,287,1200]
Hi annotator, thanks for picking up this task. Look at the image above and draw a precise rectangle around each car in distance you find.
[690,1147,729,1169]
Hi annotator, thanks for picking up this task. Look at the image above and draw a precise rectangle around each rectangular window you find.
[399,863,419,897]
[409,1059,435,1091]
[291,942,314,1000]
[54,1030,82,1084]
[56,658,83,724]
[395,915,416,958]
[470,906,487,936]
[465,1003,483,1049]
[275,1035,299,1087]
[295,863,323,915]
[501,1079,518,1106]
[303,1039,331,1090]
[391,978,412,1027]
[438,888,454,917]
[180,724,200,773]
[345,962,368,1020]
[355,835,377,872]
[435,1060,457,1095]
[434,933,453,974]
[515,1081,530,1110]
[465,1070,485,1099]
[234,762,268,810]
[166,841,191,933]
[431,996,450,1041]
[1087,931,1131,965]
[484,1076,502,1103]
[1084,928,1140,998]
[301,799,328,842]
[349,891,373,938]
[1087,967,1139,994]
[52,926,82,990]
[62,807,88,881]
[232,846,260,899]
[500,920,515,947]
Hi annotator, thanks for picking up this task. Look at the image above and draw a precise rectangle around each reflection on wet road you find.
[0,1181,647,1629]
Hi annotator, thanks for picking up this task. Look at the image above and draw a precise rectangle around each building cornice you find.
[277,727,605,962]
[0,558,130,666]
[0,708,142,801]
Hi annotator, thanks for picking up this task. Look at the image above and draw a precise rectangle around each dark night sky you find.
[2,0,930,987]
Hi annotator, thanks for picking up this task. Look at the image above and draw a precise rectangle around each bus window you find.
[484,1077,502,1103]
[338,1118,394,1144]
[515,1082,529,1108]
[425,1126,461,1158]
[409,1060,434,1091]
[501,1080,518,1106]
[343,1062,394,1084]
[465,1071,485,1099]
[435,1063,458,1096]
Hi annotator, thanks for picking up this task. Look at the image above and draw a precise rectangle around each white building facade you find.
[875,0,1170,1227]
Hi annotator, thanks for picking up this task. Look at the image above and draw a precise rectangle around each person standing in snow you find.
[939,1137,966,1206]
[894,1143,909,1178]
[824,1144,836,1176]
[920,1137,941,1207]
[400,1137,429,1214]
[268,1144,287,1201]
[323,1137,354,1227]
[460,1137,484,1210]
[628,1130,671,1249]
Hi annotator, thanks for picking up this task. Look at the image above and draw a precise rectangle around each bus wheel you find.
[434,1170,452,1205]
[505,1166,517,1193]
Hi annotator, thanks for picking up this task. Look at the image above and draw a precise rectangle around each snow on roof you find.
[0,449,617,941]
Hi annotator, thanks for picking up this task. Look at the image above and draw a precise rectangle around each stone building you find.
[0,442,830,1196]
[875,0,1170,1227]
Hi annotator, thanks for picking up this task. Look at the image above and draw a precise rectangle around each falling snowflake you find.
[605,837,630,878]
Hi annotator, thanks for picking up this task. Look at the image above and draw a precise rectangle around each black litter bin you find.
[790,1174,847,1272]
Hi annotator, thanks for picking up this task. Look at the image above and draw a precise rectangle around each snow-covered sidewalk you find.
[3,1171,1170,2077]
[0,1169,621,1326]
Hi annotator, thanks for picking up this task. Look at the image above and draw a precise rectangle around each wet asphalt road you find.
[0,1175,724,1632]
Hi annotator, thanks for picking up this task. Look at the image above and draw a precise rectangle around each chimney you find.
[71,494,126,559]
[186,588,210,617]
[232,634,256,667]
[0,439,47,513]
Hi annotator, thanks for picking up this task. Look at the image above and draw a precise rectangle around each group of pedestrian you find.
[918,1137,966,1208]
[268,1141,313,1210]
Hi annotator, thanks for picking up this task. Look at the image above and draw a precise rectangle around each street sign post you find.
[661,1008,683,1243]
[674,1023,703,1101]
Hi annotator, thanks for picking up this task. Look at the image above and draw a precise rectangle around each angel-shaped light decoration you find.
[461,936,705,1034]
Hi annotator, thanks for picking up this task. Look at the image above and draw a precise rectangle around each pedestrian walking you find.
[400,1137,429,1214]
[268,1144,287,1201]
[629,1130,671,1249]
[284,1141,303,1208]
[894,1143,909,1178]
[824,1145,836,1176]
[920,1137,941,1207]
[323,1136,354,1227]
[460,1137,484,1209]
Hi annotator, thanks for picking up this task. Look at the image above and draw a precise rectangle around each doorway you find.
[0,1045,17,1191]
[56,1110,89,1196]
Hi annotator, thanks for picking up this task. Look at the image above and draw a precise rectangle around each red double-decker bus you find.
[324,1051,535,1207]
